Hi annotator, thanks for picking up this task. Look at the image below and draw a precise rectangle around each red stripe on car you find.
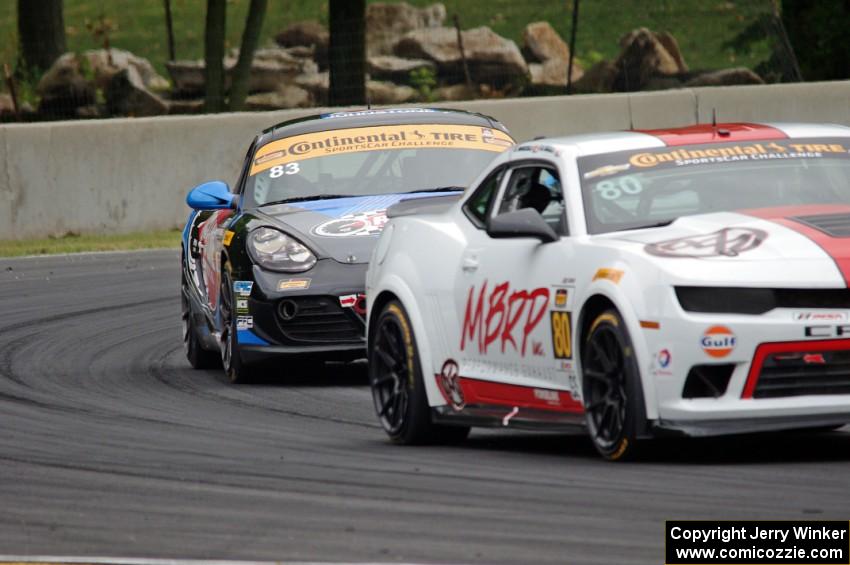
[743,204,850,286]
[457,377,584,413]
[637,123,787,146]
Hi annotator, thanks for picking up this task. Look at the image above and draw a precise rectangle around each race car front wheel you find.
[581,309,645,461]
[220,269,254,384]
[181,275,219,370]
[369,300,469,445]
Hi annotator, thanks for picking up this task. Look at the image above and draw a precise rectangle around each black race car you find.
[181,107,515,382]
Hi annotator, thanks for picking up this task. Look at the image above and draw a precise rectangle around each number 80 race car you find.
[365,122,850,460]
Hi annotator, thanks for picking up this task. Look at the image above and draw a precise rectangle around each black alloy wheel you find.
[369,300,469,445]
[581,309,645,461]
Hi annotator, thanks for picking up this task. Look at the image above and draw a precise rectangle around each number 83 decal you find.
[550,311,572,359]
[269,163,300,178]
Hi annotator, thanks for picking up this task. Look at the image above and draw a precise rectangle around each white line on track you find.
[0,558,465,565]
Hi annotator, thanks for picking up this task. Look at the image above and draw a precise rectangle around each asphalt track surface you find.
[1,249,849,564]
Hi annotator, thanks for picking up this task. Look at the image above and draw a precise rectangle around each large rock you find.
[367,2,446,56]
[36,53,96,117]
[395,26,528,86]
[293,71,416,105]
[106,66,169,117]
[612,28,683,91]
[165,60,205,94]
[434,83,476,101]
[522,21,569,63]
[655,31,687,73]
[275,21,328,67]
[83,48,170,91]
[295,71,329,105]
[368,80,417,104]
[686,67,764,87]
[368,55,436,83]
[571,60,618,93]
[0,94,14,116]
[528,59,584,87]
[246,85,312,110]
[167,48,315,95]
[166,98,205,115]
[239,48,317,92]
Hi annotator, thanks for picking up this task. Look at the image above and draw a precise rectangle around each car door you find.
[200,140,255,315]
[450,160,581,401]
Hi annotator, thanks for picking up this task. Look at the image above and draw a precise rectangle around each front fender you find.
[577,277,660,421]
[369,272,446,410]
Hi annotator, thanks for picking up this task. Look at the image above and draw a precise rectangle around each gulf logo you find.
[701,326,737,358]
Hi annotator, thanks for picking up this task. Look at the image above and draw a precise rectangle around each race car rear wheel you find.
[181,280,220,370]
[220,269,254,384]
[581,309,645,461]
[369,300,469,445]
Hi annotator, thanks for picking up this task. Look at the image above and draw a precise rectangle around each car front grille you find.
[751,344,850,398]
[275,296,364,343]
[676,287,850,314]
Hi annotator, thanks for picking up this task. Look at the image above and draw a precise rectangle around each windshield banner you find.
[250,124,514,176]
[578,138,850,182]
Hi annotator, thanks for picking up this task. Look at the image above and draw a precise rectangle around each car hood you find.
[597,207,850,286]
[253,192,456,264]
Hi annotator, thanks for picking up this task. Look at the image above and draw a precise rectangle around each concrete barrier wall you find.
[1,80,849,240]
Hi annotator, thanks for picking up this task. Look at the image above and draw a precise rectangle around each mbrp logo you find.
[701,326,737,358]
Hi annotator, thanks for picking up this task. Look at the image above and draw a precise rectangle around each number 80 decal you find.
[551,311,572,360]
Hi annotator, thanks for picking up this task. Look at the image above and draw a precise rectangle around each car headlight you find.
[247,227,317,272]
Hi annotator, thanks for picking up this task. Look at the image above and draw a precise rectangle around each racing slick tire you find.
[369,300,470,445]
[581,309,646,461]
[220,268,255,384]
[181,274,220,370]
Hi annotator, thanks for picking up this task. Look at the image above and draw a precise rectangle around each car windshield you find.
[245,123,515,206]
[578,137,850,234]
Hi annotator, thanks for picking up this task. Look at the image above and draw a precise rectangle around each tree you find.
[17,0,66,74]
[328,0,366,106]
[782,0,849,81]
[204,0,227,113]
[229,0,268,111]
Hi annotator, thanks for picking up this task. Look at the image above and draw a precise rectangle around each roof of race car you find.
[520,122,850,158]
[257,107,510,146]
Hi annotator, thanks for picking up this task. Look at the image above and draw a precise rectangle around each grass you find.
[0,0,774,86]
[0,229,182,258]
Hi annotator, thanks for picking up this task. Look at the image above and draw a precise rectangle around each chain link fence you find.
[0,0,801,122]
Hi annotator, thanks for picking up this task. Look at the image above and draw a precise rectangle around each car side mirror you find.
[486,208,558,243]
[186,181,236,210]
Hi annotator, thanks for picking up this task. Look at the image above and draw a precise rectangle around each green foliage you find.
[0,229,182,257]
[0,0,775,84]
[781,0,850,81]
[409,66,437,102]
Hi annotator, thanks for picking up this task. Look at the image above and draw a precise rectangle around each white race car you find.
[365,122,850,460]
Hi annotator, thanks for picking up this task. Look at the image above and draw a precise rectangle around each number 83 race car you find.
[366,122,850,460]
[181,108,514,383]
